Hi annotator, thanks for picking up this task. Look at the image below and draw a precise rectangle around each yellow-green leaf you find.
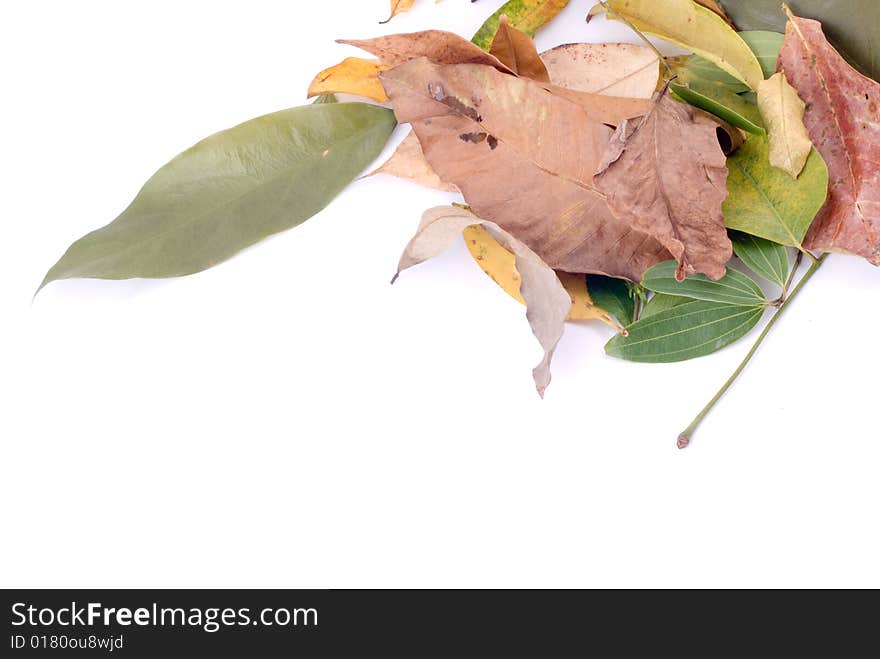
[757,71,812,178]
[472,0,570,50]
[600,0,764,90]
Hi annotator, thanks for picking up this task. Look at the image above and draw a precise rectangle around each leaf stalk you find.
[677,252,828,448]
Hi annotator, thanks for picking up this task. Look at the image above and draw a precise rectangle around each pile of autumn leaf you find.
[40,1,879,416]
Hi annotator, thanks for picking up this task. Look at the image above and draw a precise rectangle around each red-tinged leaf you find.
[779,11,880,263]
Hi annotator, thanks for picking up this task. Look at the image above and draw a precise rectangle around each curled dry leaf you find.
[307,57,391,102]
[489,14,550,82]
[380,0,416,24]
[757,72,812,178]
[462,224,626,329]
[779,10,880,263]
[395,206,572,397]
[594,91,733,281]
[381,57,671,280]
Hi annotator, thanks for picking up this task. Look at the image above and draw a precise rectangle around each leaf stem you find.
[677,253,828,449]
[771,250,803,306]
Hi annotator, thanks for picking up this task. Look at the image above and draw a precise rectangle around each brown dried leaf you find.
[381,58,672,280]
[489,15,550,82]
[594,91,732,281]
[368,132,460,192]
[779,10,880,263]
[395,205,572,397]
[338,31,513,72]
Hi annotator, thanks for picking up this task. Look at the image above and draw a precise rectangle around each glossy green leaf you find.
[471,0,570,50]
[642,260,768,306]
[669,55,749,94]
[738,30,784,78]
[719,0,880,82]
[670,80,764,134]
[39,103,396,290]
[605,299,765,362]
[723,135,829,248]
[639,293,689,320]
[730,231,789,288]
[586,275,635,326]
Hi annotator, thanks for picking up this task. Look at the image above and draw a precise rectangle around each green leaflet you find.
[39,103,396,290]
[642,261,768,306]
[586,275,635,327]
[639,293,689,320]
[719,0,880,82]
[471,0,570,50]
[730,231,790,288]
[738,30,784,78]
[670,80,764,134]
[723,135,829,248]
[605,299,765,362]
[669,55,749,94]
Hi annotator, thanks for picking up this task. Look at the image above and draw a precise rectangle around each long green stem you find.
[677,253,828,449]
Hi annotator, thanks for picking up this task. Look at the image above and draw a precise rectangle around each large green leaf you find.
[719,0,880,82]
[730,231,789,288]
[723,135,829,248]
[40,103,396,290]
[670,80,764,134]
[605,299,765,362]
[586,275,635,327]
[471,0,570,50]
[642,260,768,306]
[738,30,784,78]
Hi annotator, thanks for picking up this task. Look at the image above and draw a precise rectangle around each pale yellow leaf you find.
[539,43,659,98]
[757,71,813,178]
[380,0,416,24]
[307,57,390,102]
[599,0,764,90]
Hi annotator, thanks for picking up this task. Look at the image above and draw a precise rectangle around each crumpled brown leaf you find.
[594,90,732,281]
[394,205,572,397]
[489,14,550,82]
[381,57,671,280]
[778,10,880,264]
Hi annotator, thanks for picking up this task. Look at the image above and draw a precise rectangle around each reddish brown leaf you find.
[779,11,880,264]
[381,58,671,280]
[594,92,732,281]
[489,15,550,82]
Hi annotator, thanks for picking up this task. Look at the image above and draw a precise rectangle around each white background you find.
[2,0,879,588]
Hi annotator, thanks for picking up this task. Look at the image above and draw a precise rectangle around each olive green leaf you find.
[39,103,396,290]
[605,299,765,362]
[670,80,764,134]
[472,0,570,50]
[600,0,764,89]
[718,0,880,82]
[669,55,749,94]
[723,134,829,248]
[586,275,635,327]
[639,293,689,320]
[642,260,768,306]
[738,30,784,78]
[730,231,789,288]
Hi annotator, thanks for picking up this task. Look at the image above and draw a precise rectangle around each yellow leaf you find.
[462,225,625,331]
[757,72,812,178]
[380,0,416,24]
[599,0,764,90]
[307,57,390,103]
